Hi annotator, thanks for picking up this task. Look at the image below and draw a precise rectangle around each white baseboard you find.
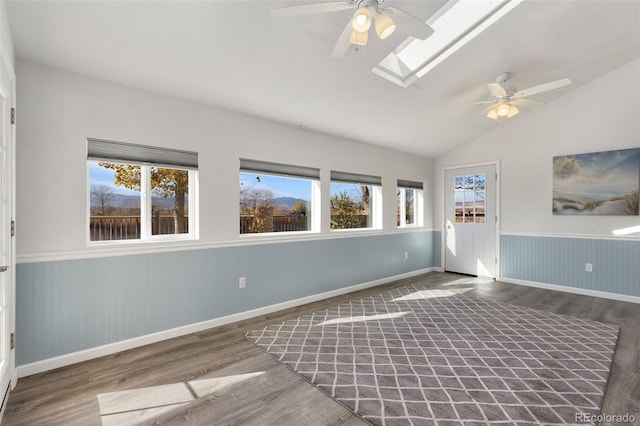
[17,267,434,378]
[500,276,640,304]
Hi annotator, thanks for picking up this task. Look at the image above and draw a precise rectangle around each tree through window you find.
[330,171,381,230]
[87,139,198,242]
[239,159,319,235]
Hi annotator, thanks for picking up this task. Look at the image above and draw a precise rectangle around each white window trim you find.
[238,169,320,237]
[310,179,321,233]
[397,187,424,229]
[329,182,383,232]
[87,163,199,245]
[371,185,383,230]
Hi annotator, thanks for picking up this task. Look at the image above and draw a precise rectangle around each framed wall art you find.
[553,148,639,215]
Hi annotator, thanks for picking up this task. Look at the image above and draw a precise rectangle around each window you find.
[454,173,485,224]
[330,171,382,230]
[239,159,319,234]
[397,179,423,227]
[87,138,198,242]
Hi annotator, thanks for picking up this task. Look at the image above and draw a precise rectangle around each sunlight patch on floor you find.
[317,312,408,326]
[392,287,472,302]
[441,277,493,286]
[188,372,265,398]
[98,371,265,425]
[101,403,190,426]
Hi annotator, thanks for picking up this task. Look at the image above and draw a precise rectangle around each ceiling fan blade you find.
[385,6,434,40]
[512,98,545,107]
[270,1,354,17]
[331,19,354,58]
[488,83,507,98]
[512,78,572,98]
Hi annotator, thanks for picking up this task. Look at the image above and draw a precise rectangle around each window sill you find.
[397,224,423,229]
[239,230,320,239]
[330,227,383,234]
[24,228,434,264]
[87,235,198,247]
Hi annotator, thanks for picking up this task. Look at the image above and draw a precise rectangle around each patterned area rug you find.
[246,285,620,425]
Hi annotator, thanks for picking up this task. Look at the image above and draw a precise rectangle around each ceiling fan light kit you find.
[374,13,396,39]
[505,104,519,118]
[486,108,499,120]
[486,102,519,120]
[352,6,397,45]
[350,29,368,46]
[352,7,372,32]
[482,72,571,120]
[270,0,433,58]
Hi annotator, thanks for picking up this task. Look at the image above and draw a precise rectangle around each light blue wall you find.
[432,230,442,268]
[501,234,640,297]
[16,231,435,366]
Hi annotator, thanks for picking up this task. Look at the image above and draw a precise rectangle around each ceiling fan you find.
[271,0,434,58]
[479,72,572,120]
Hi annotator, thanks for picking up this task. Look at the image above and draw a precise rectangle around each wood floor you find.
[3,272,640,425]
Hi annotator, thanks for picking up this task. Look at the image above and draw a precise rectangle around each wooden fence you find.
[240,215,308,234]
[90,215,188,241]
[92,214,373,240]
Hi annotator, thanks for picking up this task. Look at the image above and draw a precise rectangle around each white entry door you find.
[0,55,15,418]
[444,164,497,277]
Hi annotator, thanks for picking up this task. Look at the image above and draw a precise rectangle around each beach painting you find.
[553,148,640,215]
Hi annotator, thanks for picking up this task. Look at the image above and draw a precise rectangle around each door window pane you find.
[454,173,486,224]
[455,176,464,190]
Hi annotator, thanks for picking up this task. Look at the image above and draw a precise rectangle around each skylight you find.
[373,0,523,87]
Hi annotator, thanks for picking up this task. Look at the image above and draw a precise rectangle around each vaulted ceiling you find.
[6,0,640,157]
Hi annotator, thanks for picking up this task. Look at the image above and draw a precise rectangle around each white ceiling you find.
[6,0,640,157]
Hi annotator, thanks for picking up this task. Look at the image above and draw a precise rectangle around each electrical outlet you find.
[239,277,246,288]
[404,251,409,260]
[585,263,593,273]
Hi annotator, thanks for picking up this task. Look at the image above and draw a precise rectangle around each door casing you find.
[441,161,500,277]
[0,48,17,422]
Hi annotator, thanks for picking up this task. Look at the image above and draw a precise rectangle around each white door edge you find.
[0,47,17,415]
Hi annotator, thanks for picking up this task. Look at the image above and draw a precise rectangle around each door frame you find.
[0,46,17,417]
[441,160,501,278]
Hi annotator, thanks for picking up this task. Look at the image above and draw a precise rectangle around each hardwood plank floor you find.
[4,272,639,425]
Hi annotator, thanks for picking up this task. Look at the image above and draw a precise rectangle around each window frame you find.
[330,171,383,232]
[87,139,199,245]
[454,173,486,224]
[239,159,321,236]
[397,180,424,229]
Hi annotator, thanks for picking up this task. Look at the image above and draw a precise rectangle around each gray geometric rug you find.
[246,285,620,425]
